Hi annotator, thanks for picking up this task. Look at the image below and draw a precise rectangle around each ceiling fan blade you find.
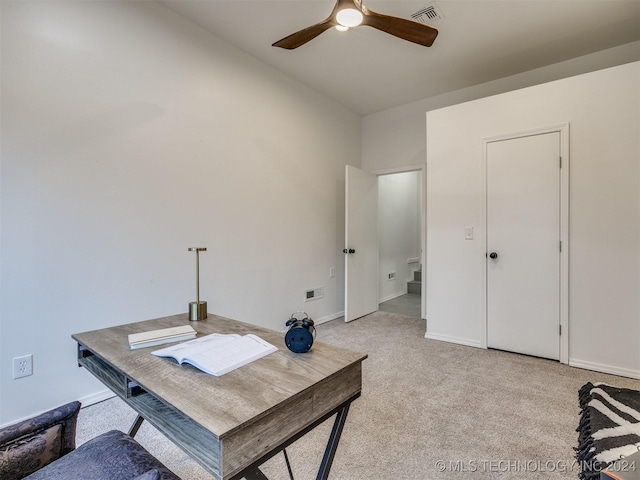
[273,19,336,50]
[362,10,438,47]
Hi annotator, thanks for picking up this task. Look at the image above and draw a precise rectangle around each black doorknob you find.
[343,249,348,254]
[349,248,355,254]
[489,252,498,259]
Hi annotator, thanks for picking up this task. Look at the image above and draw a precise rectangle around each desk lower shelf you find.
[78,351,222,474]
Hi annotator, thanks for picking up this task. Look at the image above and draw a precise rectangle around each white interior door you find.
[345,165,378,322]
[487,132,560,360]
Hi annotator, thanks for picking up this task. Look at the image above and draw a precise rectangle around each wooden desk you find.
[72,313,367,480]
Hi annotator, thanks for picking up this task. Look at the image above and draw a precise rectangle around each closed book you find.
[128,325,197,350]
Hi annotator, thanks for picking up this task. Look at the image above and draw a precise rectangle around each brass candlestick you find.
[188,247,207,321]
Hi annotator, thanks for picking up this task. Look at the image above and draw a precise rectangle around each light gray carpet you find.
[76,311,640,479]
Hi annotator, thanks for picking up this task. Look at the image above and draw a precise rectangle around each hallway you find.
[378,293,421,318]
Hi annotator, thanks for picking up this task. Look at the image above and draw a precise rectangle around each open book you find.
[151,333,277,376]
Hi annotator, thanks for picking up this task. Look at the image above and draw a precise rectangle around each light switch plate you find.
[464,227,474,240]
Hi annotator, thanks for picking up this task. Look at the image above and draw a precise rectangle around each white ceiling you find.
[160,0,640,115]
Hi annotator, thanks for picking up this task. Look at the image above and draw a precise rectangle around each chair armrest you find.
[0,401,81,479]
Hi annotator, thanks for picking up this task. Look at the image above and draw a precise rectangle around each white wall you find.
[0,1,361,424]
[425,62,640,378]
[362,41,640,173]
[378,171,421,302]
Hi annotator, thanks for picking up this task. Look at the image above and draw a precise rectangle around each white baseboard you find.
[425,331,483,349]
[378,290,407,304]
[313,311,344,325]
[569,358,640,380]
[0,389,116,428]
[78,389,117,408]
[278,311,345,332]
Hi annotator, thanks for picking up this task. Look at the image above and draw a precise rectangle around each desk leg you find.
[242,468,269,480]
[128,414,145,438]
[283,449,295,480]
[316,404,350,480]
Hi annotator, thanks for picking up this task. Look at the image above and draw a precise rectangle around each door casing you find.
[480,124,569,364]
[345,164,427,322]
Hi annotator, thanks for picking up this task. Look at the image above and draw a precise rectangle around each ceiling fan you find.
[272,0,438,50]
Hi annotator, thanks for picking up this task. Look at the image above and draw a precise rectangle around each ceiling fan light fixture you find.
[272,0,438,50]
[335,25,349,32]
[336,8,363,28]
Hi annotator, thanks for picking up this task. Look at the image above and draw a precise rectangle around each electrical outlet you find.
[13,354,33,379]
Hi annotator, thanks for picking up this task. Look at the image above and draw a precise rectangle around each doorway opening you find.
[344,165,425,322]
[377,170,422,318]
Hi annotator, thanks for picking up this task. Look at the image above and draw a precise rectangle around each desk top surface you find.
[73,313,367,439]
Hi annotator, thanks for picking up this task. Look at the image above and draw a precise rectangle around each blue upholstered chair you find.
[0,401,180,480]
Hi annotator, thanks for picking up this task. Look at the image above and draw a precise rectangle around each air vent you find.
[411,2,445,24]
[304,286,324,302]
